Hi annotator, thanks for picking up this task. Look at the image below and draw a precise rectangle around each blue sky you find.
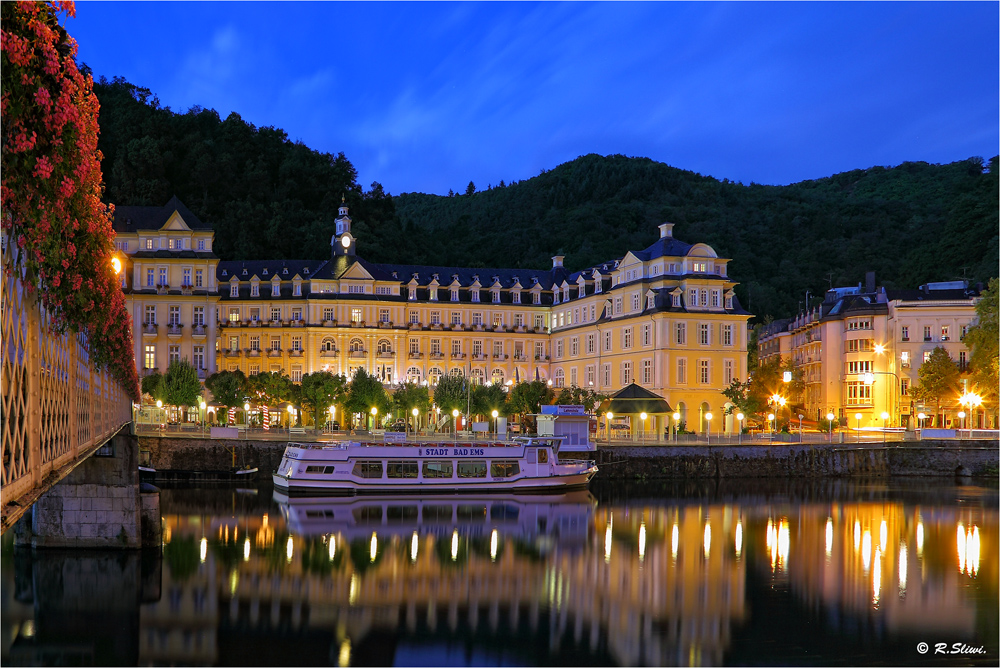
[68,2,998,196]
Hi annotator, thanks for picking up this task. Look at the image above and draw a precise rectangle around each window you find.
[675,322,687,345]
[642,359,652,385]
[961,325,969,340]
[409,311,419,325]
[847,360,873,374]
[250,282,259,297]
[586,334,596,354]
[725,294,733,309]
[534,341,544,359]
[490,461,520,478]
[901,379,909,396]
[699,323,709,345]
[492,289,500,304]
[144,305,156,325]
[472,312,484,326]
[430,311,441,325]
[249,336,260,351]
[492,313,503,329]
[724,359,734,385]
[323,307,335,322]
[379,308,390,323]
[230,284,238,298]
[182,268,191,287]
[533,314,544,330]
[512,291,521,304]
[269,337,280,351]
[351,308,362,324]
[408,287,416,300]
[271,307,281,322]
[375,286,392,295]
[451,288,459,302]
[349,338,364,353]
[699,359,709,384]
[602,363,611,387]
[900,351,910,368]
[197,239,206,251]
[451,339,462,356]
[556,340,563,359]
[700,289,708,307]
[570,337,579,356]
[408,339,419,355]
[228,307,240,323]
[168,345,180,364]
[322,338,336,352]
[473,340,484,357]
[847,382,872,403]
[689,289,698,307]
[293,283,301,297]
[193,307,204,329]
[554,368,565,387]
[533,291,541,305]
[846,339,872,353]
[457,461,487,478]
[923,351,932,363]
[387,462,419,479]
[672,293,681,308]
[471,289,480,303]
[158,268,167,286]
[677,358,687,384]
[847,319,872,331]
[430,339,441,355]
[940,325,950,341]
[452,312,462,326]
[145,239,153,250]
[352,461,384,478]
[193,346,205,370]
[622,327,633,349]
[291,336,302,352]
[603,330,612,352]
[632,293,640,311]
[347,284,365,294]
[143,344,155,370]
[586,365,596,386]
[723,324,733,346]
[711,290,720,307]
[614,297,622,315]
[900,326,909,341]
[423,461,453,478]
[291,365,302,383]
[570,368,577,386]
[959,351,967,371]
[620,361,632,385]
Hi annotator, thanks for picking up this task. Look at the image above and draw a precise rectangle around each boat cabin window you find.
[527,449,536,464]
[423,460,453,478]
[538,449,549,464]
[490,461,520,478]
[457,504,487,520]
[387,461,419,478]
[352,461,383,478]
[305,509,335,518]
[457,461,487,478]
[423,505,453,522]
[305,465,335,474]
[386,506,419,522]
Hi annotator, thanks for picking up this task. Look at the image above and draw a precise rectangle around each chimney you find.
[551,255,564,269]
[658,223,674,239]
[865,271,876,294]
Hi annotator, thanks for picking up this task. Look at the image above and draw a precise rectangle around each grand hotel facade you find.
[113,197,752,434]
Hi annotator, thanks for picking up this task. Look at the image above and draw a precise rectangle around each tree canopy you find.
[965,277,998,402]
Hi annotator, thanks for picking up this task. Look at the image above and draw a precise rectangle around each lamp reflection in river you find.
[916,517,924,556]
[671,523,678,562]
[703,522,711,560]
[200,536,207,563]
[766,518,790,571]
[899,544,907,597]
[880,520,887,553]
[638,522,646,563]
[872,547,882,608]
[371,532,378,562]
[854,521,861,551]
[825,518,833,558]
[286,536,294,563]
[338,639,351,667]
[244,536,250,562]
[957,523,981,576]
[451,529,459,561]
[490,529,498,562]
[411,531,419,562]
[605,518,613,564]
[735,521,743,559]
[330,534,337,561]
[862,530,872,572]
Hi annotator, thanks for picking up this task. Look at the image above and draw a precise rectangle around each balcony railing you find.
[265,348,282,357]
[192,325,207,336]
[141,323,157,335]
[289,349,304,358]
[167,324,183,336]
[348,350,367,359]
[319,349,338,358]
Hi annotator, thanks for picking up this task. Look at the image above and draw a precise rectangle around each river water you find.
[2,479,996,666]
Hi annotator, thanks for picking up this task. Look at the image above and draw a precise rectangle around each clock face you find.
[341,236,351,249]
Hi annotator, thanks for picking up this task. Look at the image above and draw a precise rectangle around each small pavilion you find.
[597,384,673,441]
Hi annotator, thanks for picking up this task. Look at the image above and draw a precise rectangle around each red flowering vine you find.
[2,0,139,399]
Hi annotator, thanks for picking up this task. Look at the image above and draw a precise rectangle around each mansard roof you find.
[217,259,322,280]
[374,263,552,289]
[636,236,695,260]
[113,196,211,232]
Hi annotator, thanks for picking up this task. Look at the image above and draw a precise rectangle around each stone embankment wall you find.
[595,440,998,479]
[140,436,998,480]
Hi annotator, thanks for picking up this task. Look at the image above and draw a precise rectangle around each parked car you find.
[329,420,341,431]
[388,420,407,432]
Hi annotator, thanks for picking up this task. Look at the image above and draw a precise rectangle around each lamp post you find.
[916,412,926,439]
[371,406,378,431]
[412,407,419,434]
[156,399,163,430]
[826,412,835,442]
[736,413,744,445]
[957,411,966,438]
[881,411,889,444]
[199,400,207,434]
[705,412,713,445]
[328,405,336,433]
[855,412,862,443]
[798,413,804,443]
[767,413,775,442]
[244,402,250,429]
[492,409,499,437]
[672,412,680,444]
[606,412,614,443]
[452,408,459,440]
[640,412,647,444]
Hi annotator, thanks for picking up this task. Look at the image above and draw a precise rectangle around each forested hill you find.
[92,75,996,321]
[395,154,998,319]
[92,76,403,263]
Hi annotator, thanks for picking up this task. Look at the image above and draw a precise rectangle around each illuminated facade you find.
[115,199,752,420]
[758,278,983,428]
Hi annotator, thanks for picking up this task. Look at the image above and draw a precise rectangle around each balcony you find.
[378,320,393,328]
[222,348,241,358]
[290,320,305,328]
[192,325,207,337]
[323,319,337,327]
[430,323,443,330]
[514,325,526,333]
[513,354,527,361]
[156,284,169,295]
[492,354,508,360]
[534,354,549,361]
[408,322,422,330]
[226,319,242,328]
[319,349,339,358]
[141,323,157,335]
[472,353,488,361]
[265,348,282,357]
[180,284,193,295]
[377,351,394,360]
[407,352,423,359]
[472,324,485,332]
[247,348,262,357]
[269,320,283,328]
[289,349,304,358]
[348,350,367,359]
[452,353,466,359]
[429,352,444,360]
[141,367,158,376]
[248,320,261,328]
[167,324,183,337]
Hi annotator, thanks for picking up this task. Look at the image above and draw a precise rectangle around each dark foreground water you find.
[2,479,997,666]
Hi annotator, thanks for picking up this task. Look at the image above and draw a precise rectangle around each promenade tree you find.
[344,369,390,429]
[964,277,998,405]
[507,380,554,433]
[912,347,961,426]
[161,360,202,417]
[205,370,247,425]
[391,382,431,423]
[299,371,349,431]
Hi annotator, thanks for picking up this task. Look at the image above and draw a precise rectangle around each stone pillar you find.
[16,431,148,549]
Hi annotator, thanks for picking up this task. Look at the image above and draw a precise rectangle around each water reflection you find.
[2,481,997,666]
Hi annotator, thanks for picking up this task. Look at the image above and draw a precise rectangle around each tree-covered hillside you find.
[91,75,997,321]
[395,154,998,319]
[92,75,402,263]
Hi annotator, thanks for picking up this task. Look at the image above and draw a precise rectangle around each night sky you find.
[68,1,999,196]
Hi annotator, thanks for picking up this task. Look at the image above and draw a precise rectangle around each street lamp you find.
[881,411,889,444]
[412,407,419,433]
[640,412,647,443]
[736,413,744,445]
[492,409,499,436]
[705,412,713,445]
[452,408,459,439]
[917,412,926,436]
[957,410,966,438]
[199,400,207,433]
[767,413,775,441]
[328,405,336,432]
[244,402,250,428]
[826,412,835,442]
[371,406,378,430]
[855,412,863,443]
[798,413,804,443]
[672,412,680,444]
[607,412,614,443]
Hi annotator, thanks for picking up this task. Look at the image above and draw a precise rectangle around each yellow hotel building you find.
[114,198,751,429]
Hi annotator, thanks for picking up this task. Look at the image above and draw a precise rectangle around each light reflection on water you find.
[2,480,997,666]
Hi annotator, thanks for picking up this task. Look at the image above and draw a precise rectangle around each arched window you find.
[450,367,463,377]
[491,368,505,385]
[349,338,364,353]
[428,367,443,384]
[406,367,422,383]
[321,338,336,351]
[471,368,485,385]
[377,339,391,354]
[553,368,565,388]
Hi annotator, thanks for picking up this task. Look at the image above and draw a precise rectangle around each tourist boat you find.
[272,490,596,548]
[272,435,598,496]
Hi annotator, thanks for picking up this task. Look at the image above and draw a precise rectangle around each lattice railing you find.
[1,242,132,507]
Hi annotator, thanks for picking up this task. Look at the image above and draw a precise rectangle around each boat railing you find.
[558,458,597,468]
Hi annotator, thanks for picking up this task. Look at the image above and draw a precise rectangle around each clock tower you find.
[331,196,356,258]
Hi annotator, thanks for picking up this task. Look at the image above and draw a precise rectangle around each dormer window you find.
[304,267,310,274]
[492,289,500,303]
[251,283,259,297]
[672,293,681,307]
[283,267,288,275]
[533,291,541,305]
[725,295,733,309]
[512,290,521,304]
[562,287,569,302]
[451,289,459,302]
[553,290,560,305]
[230,284,238,298]
[293,282,301,297]
[595,278,602,294]
[222,269,228,277]
[408,287,416,300]
[262,268,268,275]
[647,294,655,310]
[472,289,480,303]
